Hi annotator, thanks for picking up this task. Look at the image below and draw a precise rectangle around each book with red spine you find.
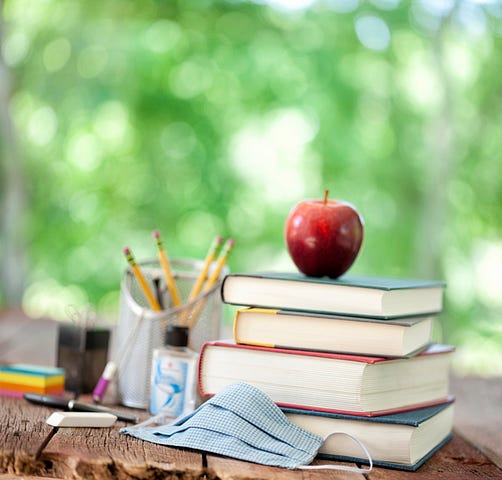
[198,341,454,417]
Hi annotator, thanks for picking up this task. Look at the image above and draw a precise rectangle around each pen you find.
[153,276,164,310]
[152,230,182,307]
[92,309,146,404]
[23,393,139,424]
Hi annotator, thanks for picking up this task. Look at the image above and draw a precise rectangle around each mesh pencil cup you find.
[114,258,226,408]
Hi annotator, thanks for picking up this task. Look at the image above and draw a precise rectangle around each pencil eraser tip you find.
[227,238,235,246]
[152,230,160,238]
[216,235,224,243]
[123,246,130,255]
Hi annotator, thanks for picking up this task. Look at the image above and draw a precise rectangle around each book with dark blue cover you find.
[281,400,454,470]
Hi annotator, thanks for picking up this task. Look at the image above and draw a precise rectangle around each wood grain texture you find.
[1,395,501,480]
[205,454,365,480]
[0,396,203,479]
[368,434,502,479]
[450,375,502,469]
[1,310,501,479]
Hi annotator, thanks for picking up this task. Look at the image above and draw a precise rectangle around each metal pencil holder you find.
[114,258,225,408]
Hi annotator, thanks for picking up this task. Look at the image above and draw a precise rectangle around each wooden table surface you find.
[1,309,501,479]
[0,376,500,479]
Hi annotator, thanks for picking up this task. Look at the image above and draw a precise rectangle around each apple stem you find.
[323,189,329,205]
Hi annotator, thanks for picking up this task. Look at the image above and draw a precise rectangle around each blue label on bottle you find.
[150,356,188,417]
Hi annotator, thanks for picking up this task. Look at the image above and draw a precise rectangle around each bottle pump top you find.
[165,325,189,347]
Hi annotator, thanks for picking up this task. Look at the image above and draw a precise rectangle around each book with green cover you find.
[221,272,445,318]
[282,401,454,470]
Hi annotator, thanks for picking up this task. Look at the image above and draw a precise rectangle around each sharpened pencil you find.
[188,235,224,302]
[179,235,224,325]
[202,238,235,293]
[123,246,162,311]
[186,238,235,329]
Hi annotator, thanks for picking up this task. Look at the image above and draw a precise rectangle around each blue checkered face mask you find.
[122,383,372,472]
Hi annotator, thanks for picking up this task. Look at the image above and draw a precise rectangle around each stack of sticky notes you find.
[0,364,65,398]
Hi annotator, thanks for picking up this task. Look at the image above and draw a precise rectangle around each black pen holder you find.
[57,323,110,395]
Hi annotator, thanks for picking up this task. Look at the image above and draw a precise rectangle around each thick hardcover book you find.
[221,272,445,318]
[198,341,454,416]
[282,401,454,470]
[233,307,434,357]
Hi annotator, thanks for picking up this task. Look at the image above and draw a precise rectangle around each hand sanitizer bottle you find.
[149,325,198,417]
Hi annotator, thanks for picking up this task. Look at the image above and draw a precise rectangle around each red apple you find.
[285,190,364,278]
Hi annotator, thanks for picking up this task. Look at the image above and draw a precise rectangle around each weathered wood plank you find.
[450,375,502,469]
[1,309,501,480]
[0,396,203,479]
[367,435,502,479]
[0,476,64,480]
[205,454,365,480]
[1,393,502,480]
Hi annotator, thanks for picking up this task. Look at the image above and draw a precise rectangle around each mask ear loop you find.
[298,431,373,474]
[130,409,187,429]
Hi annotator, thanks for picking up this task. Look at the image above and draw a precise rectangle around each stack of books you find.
[198,272,455,471]
[0,364,65,398]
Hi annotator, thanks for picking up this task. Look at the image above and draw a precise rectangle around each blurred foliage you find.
[1,0,501,373]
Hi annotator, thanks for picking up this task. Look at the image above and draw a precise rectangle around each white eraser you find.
[46,412,117,428]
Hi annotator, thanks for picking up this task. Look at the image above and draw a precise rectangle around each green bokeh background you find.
[1,0,501,374]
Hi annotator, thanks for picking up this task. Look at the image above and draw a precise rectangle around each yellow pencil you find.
[187,235,224,302]
[202,238,235,293]
[123,246,162,312]
[152,230,181,308]
[186,238,235,329]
